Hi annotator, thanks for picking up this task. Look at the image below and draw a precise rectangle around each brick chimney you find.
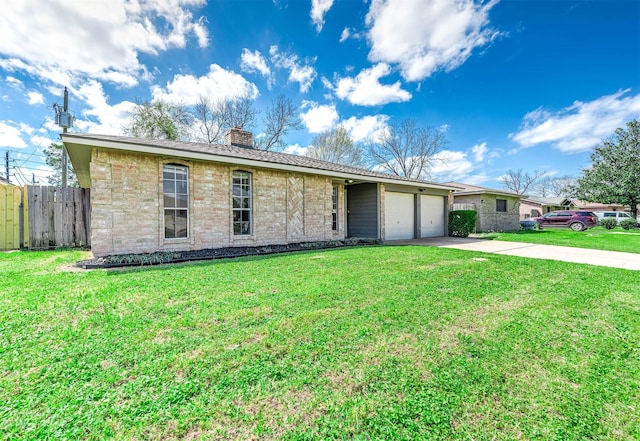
[225,127,253,148]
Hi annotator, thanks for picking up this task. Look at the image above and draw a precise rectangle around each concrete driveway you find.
[387,237,640,271]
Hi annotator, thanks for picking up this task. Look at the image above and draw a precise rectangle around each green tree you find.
[573,119,640,216]
[123,100,193,141]
[43,142,78,187]
[306,126,365,167]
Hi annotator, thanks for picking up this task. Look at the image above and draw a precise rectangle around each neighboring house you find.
[61,129,457,257]
[444,182,524,232]
[520,196,575,219]
[0,176,12,185]
[520,197,629,219]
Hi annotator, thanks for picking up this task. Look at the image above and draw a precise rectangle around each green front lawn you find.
[482,227,640,253]
[1,247,639,440]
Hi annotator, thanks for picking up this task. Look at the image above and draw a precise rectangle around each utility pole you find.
[61,87,69,188]
[54,87,74,188]
[4,151,10,184]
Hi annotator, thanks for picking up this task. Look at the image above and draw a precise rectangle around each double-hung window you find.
[332,185,338,231]
[163,164,189,238]
[232,171,252,235]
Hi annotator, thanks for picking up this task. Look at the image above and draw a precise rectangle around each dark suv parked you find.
[533,210,598,231]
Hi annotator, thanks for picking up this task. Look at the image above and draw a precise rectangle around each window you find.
[496,199,507,212]
[332,185,338,231]
[233,171,252,235]
[163,164,188,238]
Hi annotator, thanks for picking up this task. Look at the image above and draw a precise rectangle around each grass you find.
[481,227,640,253]
[1,246,639,440]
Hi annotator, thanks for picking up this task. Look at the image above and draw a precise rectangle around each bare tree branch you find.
[255,94,303,151]
[366,119,447,180]
[193,96,257,144]
[499,169,546,194]
[306,126,366,167]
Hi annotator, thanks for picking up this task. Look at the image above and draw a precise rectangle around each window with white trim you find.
[163,164,189,238]
[332,185,338,231]
[232,171,252,235]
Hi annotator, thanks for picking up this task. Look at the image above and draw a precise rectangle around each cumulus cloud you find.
[311,0,335,32]
[0,121,28,148]
[27,91,45,105]
[471,142,487,162]
[284,144,309,156]
[73,80,136,135]
[300,101,339,133]
[341,114,390,142]
[510,89,640,153]
[240,48,274,88]
[151,64,259,105]
[335,63,411,106]
[0,0,208,88]
[269,46,317,93]
[365,0,499,81]
[340,28,351,43]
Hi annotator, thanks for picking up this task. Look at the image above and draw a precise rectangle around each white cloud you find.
[365,0,499,81]
[311,0,335,32]
[0,0,208,88]
[300,101,339,133]
[27,91,45,105]
[240,48,274,88]
[341,114,390,142]
[269,46,317,93]
[340,28,351,43]
[0,121,27,148]
[72,80,135,135]
[284,144,309,156]
[471,142,487,162]
[510,89,640,153]
[335,63,411,106]
[151,64,259,105]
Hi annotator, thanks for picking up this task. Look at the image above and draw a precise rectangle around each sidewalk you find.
[388,237,640,271]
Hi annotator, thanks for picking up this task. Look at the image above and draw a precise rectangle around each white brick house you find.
[62,129,457,257]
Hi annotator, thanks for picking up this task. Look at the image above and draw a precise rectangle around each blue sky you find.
[1,0,639,190]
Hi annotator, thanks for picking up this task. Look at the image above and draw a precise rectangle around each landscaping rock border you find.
[76,238,382,269]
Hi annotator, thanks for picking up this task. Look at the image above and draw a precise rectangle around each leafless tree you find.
[366,119,447,180]
[193,96,257,144]
[499,169,546,194]
[535,175,576,197]
[306,126,366,167]
[255,94,303,151]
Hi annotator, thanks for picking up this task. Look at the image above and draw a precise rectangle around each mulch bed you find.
[77,238,382,269]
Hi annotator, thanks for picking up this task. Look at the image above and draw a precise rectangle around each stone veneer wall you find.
[90,149,345,256]
[452,194,521,232]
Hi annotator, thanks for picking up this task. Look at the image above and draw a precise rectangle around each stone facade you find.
[453,194,521,232]
[90,149,345,256]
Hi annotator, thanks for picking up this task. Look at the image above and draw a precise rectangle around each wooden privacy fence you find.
[0,185,21,250]
[0,185,91,250]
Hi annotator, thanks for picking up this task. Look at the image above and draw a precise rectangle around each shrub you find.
[619,218,639,230]
[449,210,477,238]
[599,218,618,230]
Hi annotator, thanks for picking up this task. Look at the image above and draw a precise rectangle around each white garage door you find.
[385,192,414,240]
[420,195,445,237]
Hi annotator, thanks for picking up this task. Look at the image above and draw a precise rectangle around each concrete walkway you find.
[388,237,640,271]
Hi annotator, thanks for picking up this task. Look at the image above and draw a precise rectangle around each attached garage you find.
[420,194,445,237]
[385,192,415,240]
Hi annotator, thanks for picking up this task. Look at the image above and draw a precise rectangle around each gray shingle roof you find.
[61,132,456,190]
